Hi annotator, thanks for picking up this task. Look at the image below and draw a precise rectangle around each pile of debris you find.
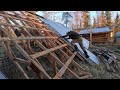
[92,48,120,73]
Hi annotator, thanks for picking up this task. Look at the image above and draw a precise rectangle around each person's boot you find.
[74,45,79,51]
[84,51,89,58]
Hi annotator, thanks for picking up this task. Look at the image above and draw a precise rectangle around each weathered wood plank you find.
[57,38,85,61]
[43,31,86,71]
[14,41,52,79]
[0,11,88,79]
[1,27,52,79]
[0,13,45,27]
[50,52,80,79]
[15,58,31,65]
[0,42,30,79]
[54,39,86,71]
[0,22,50,31]
[0,37,58,42]
[21,29,80,79]
[30,44,67,59]
[14,61,30,79]
[53,52,77,79]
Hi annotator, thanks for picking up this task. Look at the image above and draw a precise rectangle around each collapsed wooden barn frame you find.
[0,11,91,79]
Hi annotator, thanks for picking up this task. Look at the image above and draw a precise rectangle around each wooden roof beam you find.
[30,44,68,59]
[0,36,58,42]
[15,58,31,65]
[14,41,52,79]
[49,53,80,79]
[0,14,52,33]
[0,13,44,27]
[1,27,52,79]
[0,42,30,79]
[53,52,77,79]
[0,22,52,32]
[43,31,86,71]
[16,29,80,79]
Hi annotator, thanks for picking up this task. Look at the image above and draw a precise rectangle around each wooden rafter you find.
[1,26,52,79]
[53,52,77,79]
[0,41,30,79]
[15,58,31,65]
[0,11,90,79]
[30,44,68,59]
[0,37,58,42]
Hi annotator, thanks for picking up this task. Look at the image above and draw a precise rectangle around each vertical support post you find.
[90,28,92,45]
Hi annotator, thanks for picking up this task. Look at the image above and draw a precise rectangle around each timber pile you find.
[93,48,120,73]
[0,11,91,79]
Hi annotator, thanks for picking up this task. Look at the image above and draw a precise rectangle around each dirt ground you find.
[75,43,120,79]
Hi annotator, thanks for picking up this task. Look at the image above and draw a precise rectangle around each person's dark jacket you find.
[14,29,21,37]
[61,31,80,39]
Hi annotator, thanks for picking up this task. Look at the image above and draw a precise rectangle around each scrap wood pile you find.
[0,11,92,79]
[92,47,120,73]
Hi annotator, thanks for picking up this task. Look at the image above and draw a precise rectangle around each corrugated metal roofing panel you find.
[79,27,110,34]
[41,17,100,64]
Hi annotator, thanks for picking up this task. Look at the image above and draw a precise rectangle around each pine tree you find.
[97,16,100,27]
[115,13,119,25]
[74,11,81,29]
[105,11,111,26]
[69,18,75,29]
[100,11,106,27]
[42,11,59,21]
[93,17,97,28]
[82,11,91,29]
[74,12,78,28]
[43,11,51,19]
[62,12,73,27]
[80,19,82,29]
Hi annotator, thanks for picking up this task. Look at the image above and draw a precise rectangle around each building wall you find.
[82,33,111,43]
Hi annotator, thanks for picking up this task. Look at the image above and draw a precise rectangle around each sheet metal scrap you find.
[93,48,120,72]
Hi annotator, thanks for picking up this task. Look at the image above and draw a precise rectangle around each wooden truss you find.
[0,11,91,79]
